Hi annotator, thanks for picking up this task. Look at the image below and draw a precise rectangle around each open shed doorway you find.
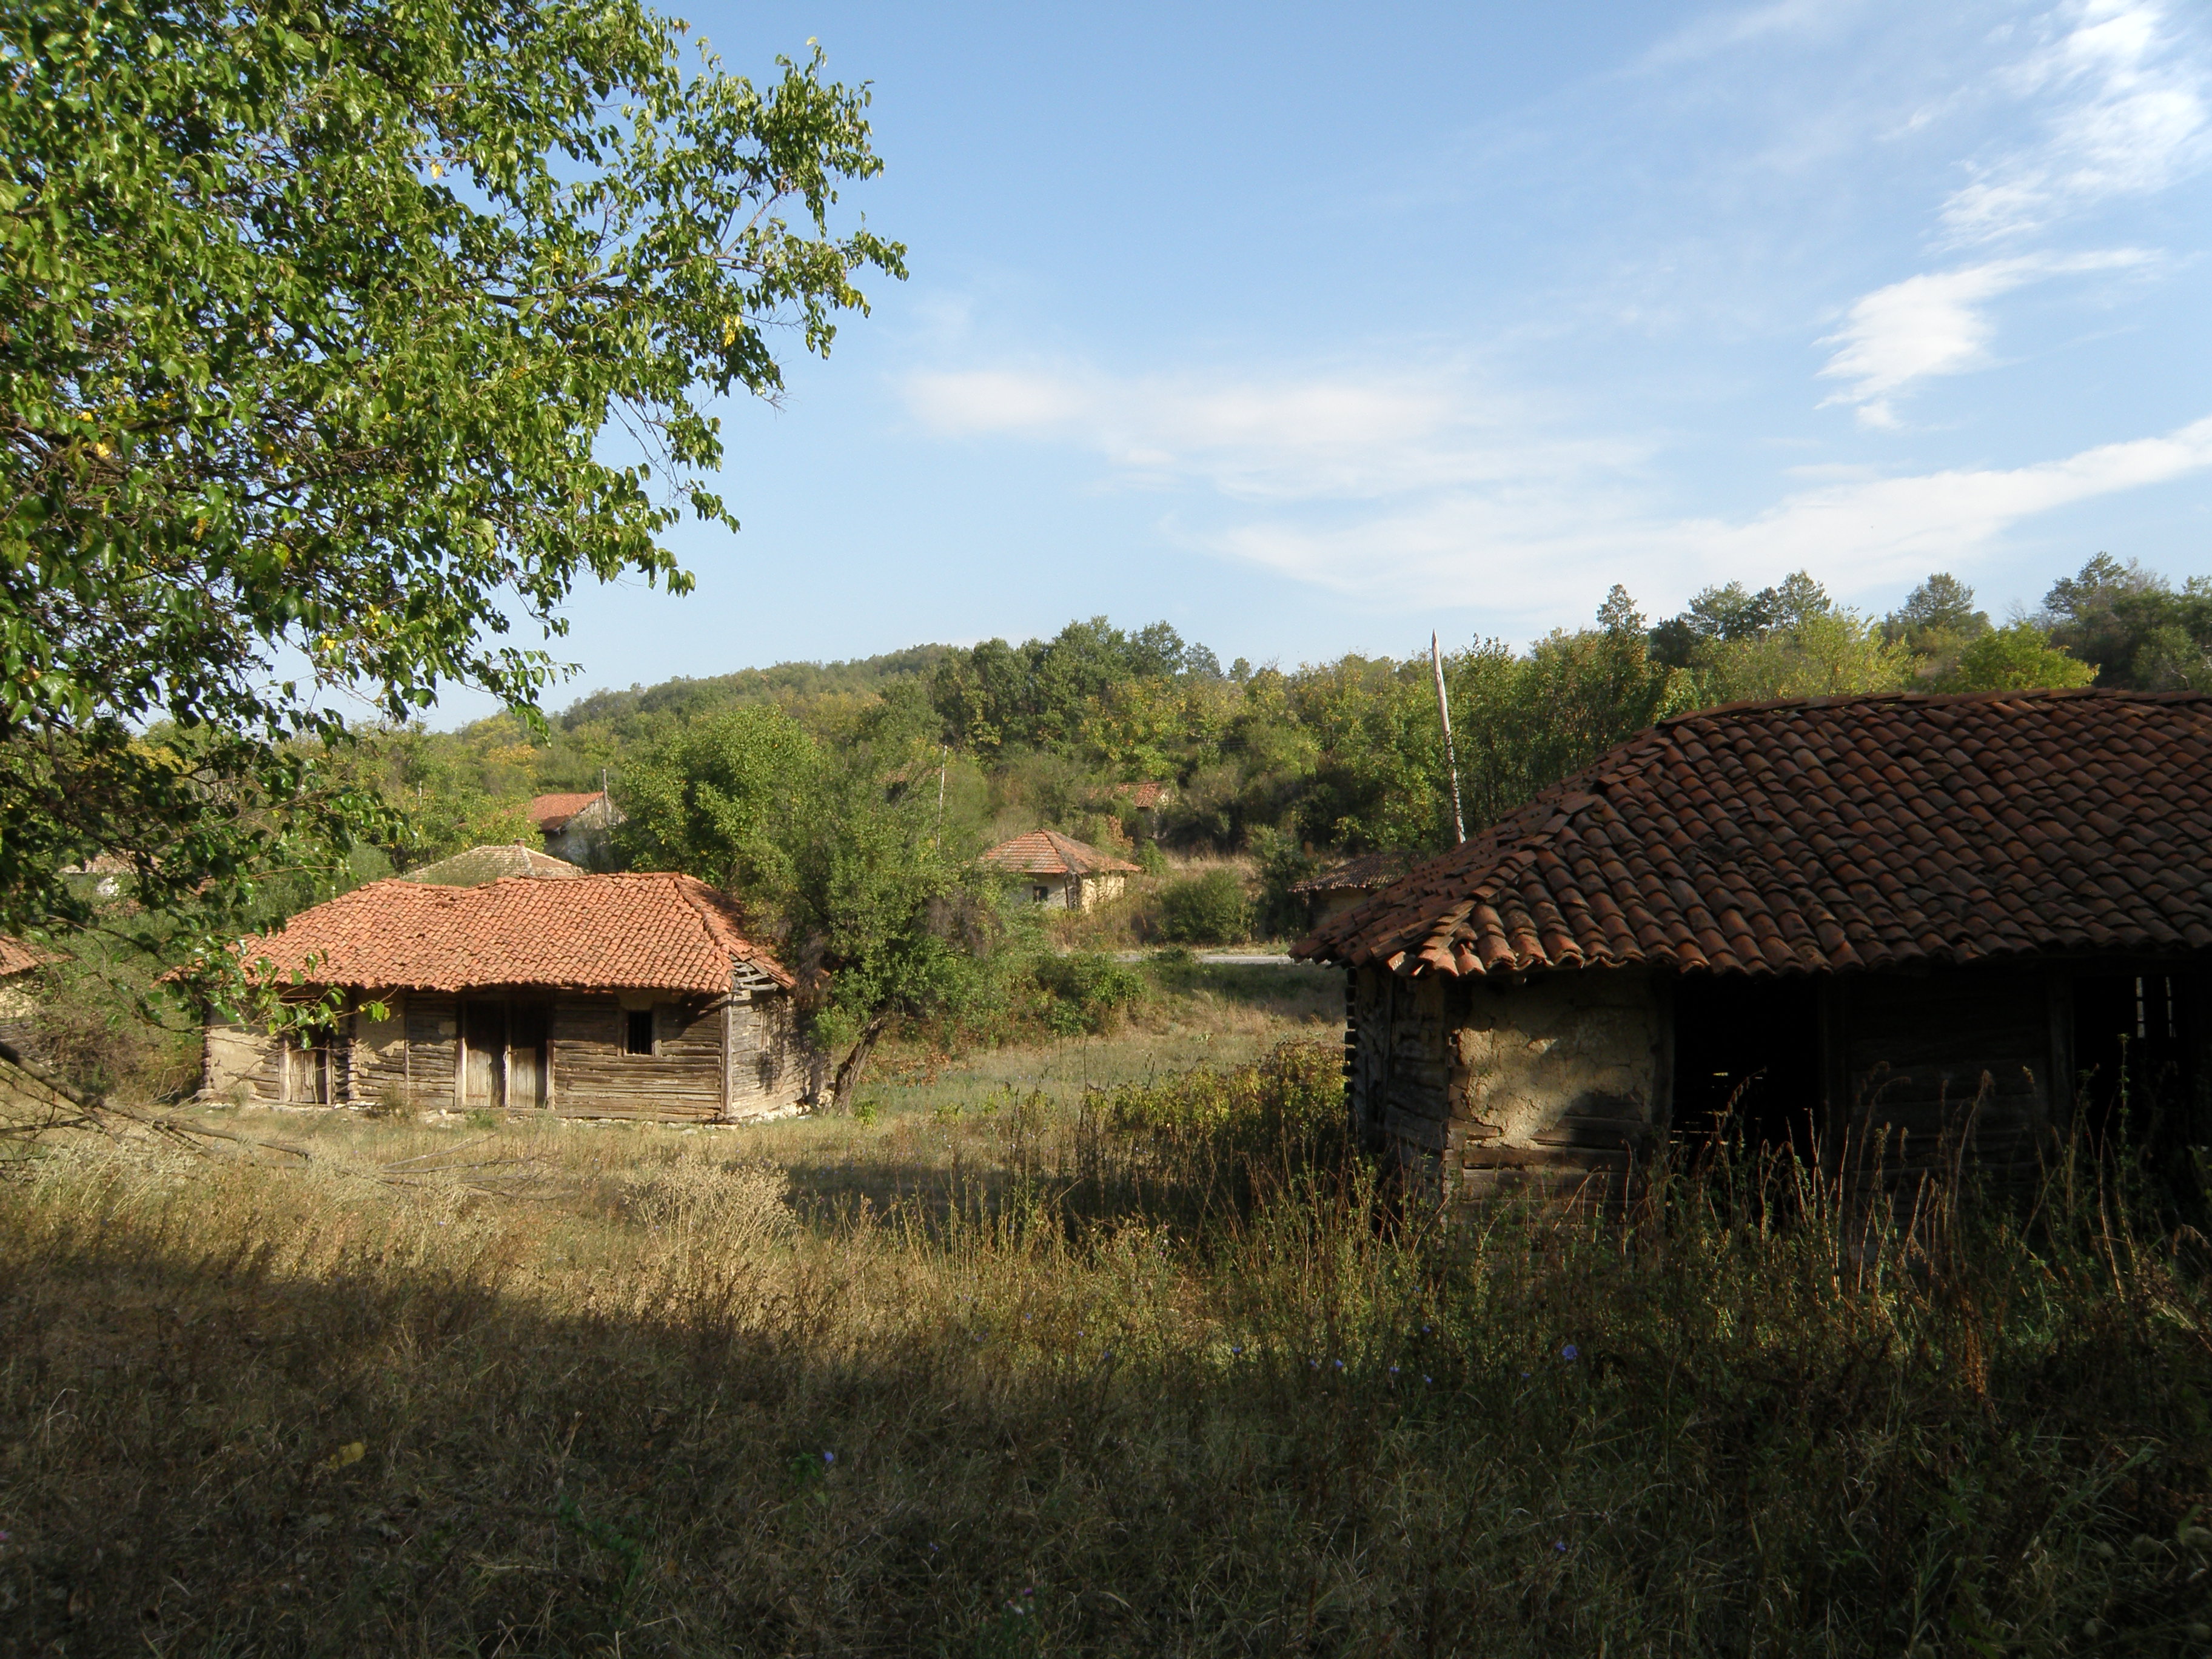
[2069,968,2196,1154]
[1671,974,1823,1162]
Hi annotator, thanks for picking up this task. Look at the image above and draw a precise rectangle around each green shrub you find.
[1247,825,1316,940]
[1157,868,1249,944]
[1031,950,1145,1036]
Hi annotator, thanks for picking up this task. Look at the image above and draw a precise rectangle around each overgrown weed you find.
[1,1041,2208,1654]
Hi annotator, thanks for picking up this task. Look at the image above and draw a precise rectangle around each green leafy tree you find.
[1,0,902,946]
[2041,554,2212,689]
[1936,622,2096,692]
[612,706,814,896]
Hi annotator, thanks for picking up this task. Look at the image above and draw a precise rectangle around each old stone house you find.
[0,934,52,1063]
[1295,689,2212,1205]
[528,789,623,866]
[203,873,816,1121]
[982,830,1141,911]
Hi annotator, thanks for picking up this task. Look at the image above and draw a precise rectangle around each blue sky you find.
[495,0,2212,717]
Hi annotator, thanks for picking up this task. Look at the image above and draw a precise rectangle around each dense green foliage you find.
[1156,869,1252,945]
[0,0,900,943]
[389,562,2115,887]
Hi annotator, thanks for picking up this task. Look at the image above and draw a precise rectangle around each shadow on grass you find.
[5,1063,2212,1655]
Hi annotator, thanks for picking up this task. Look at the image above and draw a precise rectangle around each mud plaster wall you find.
[1452,973,1665,1143]
[1347,964,1667,1202]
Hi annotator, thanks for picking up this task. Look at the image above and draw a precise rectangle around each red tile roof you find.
[236,873,793,994]
[1297,689,2212,980]
[528,791,609,831]
[980,830,1142,877]
[0,934,53,977]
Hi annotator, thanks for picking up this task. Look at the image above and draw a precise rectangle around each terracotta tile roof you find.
[980,830,1142,877]
[0,934,53,977]
[236,873,793,994]
[1296,689,2212,980]
[528,791,609,831]
[1290,851,1413,896]
[403,844,586,885]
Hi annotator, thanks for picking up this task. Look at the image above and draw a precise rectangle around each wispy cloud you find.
[902,366,1643,503]
[1817,248,2152,426]
[1638,0,1845,69]
[1942,0,2211,244]
[1203,413,2212,615]
[908,364,2212,622]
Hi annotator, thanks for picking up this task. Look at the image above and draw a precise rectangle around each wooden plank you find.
[1463,1144,1634,1171]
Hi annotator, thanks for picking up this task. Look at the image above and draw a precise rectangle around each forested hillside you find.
[381,554,2174,876]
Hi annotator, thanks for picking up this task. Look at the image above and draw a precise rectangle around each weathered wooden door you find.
[508,1004,550,1108]
[284,1036,328,1104]
[461,1000,506,1110]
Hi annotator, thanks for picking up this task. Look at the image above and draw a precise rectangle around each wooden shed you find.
[981,830,1142,911]
[1290,851,1412,929]
[1294,689,2212,1205]
[203,873,817,1121]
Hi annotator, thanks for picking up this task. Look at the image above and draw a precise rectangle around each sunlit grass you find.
[2,1039,2210,1655]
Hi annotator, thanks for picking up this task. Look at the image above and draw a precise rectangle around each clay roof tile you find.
[1294,688,2212,979]
[233,873,792,994]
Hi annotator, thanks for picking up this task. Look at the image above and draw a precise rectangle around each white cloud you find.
[1817,248,2152,425]
[1195,414,2212,615]
[907,356,2212,622]
[902,366,1643,503]
[1941,0,2211,243]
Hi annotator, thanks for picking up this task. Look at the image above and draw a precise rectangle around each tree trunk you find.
[828,1014,890,1114]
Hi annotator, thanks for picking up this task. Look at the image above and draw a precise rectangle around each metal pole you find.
[1432,631,1466,845]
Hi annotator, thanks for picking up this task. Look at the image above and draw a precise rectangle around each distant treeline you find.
[380,554,2193,872]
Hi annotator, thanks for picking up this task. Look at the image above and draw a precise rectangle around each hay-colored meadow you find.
[3,1028,2211,1656]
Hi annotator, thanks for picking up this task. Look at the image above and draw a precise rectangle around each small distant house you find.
[1110,780,1178,835]
[203,873,816,1121]
[528,790,623,866]
[1296,689,2212,1209]
[1290,851,1412,928]
[404,843,585,885]
[981,830,1141,911]
[0,934,52,1063]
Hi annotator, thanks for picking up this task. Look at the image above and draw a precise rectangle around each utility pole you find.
[1432,631,1466,845]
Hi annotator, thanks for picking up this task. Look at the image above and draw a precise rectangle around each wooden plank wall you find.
[243,982,816,1123]
[551,994,725,1122]
[1838,965,2054,1188]
[203,1020,287,1104]
[1348,967,1455,1194]
[726,989,809,1116]
[403,993,460,1110]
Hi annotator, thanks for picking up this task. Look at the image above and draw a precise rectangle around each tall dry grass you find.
[2,1042,2210,1655]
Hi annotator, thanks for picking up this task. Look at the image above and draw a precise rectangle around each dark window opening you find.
[625,1008,655,1057]
[1671,974,1823,1162]
[1033,884,1050,903]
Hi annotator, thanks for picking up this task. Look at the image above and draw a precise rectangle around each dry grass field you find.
[3,1002,2212,1655]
